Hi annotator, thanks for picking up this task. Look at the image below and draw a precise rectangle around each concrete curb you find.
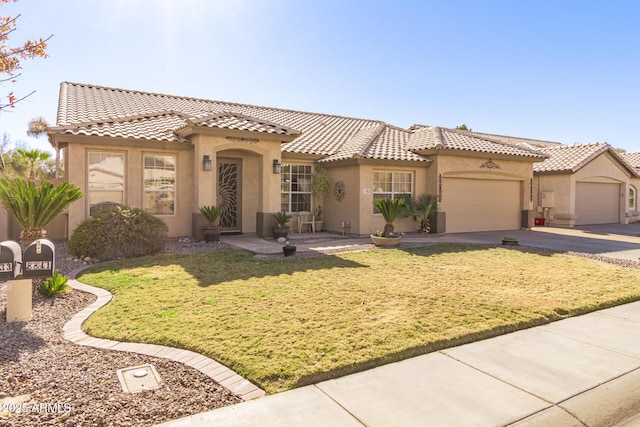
[62,266,265,401]
[512,367,640,426]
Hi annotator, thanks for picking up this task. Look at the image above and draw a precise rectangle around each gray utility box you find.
[0,240,22,279]
[22,239,55,278]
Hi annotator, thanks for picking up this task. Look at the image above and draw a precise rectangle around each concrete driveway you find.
[444,223,640,262]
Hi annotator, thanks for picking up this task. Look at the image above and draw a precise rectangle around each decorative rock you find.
[277,237,287,243]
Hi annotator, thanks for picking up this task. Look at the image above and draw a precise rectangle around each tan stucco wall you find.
[630,178,640,222]
[534,152,633,227]
[63,132,283,238]
[0,207,9,241]
[322,162,431,236]
[192,134,282,218]
[65,139,194,238]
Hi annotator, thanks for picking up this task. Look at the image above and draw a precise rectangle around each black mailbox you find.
[22,239,55,278]
[0,240,22,280]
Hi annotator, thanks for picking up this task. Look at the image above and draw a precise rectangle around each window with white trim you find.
[373,171,412,213]
[143,154,176,216]
[88,151,124,215]
[281,164,312,212]
[629,187,636,210]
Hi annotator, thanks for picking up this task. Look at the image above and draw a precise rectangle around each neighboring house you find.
[46,82,550,239]
[463,131,639,227]
[621,152,640,223]
[533,143,638,226]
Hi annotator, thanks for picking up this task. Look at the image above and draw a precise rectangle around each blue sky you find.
[1,0,639,153]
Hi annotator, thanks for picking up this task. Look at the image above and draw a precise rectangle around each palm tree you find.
[16,148,51,180]
[373,198,405,236]
[0,178,83,247]
[400,194,438,233]
[26,116,49,138]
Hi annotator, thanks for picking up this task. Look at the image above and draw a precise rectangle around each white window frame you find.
[372,171,413,213]
[629,186,637,210]
[87,151,125,216]
[281,164,312,213]
[143,153,177,216]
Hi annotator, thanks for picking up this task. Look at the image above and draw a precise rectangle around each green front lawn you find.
[79,244,640,393]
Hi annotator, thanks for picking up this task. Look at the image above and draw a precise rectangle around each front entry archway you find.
[217,158,242,233]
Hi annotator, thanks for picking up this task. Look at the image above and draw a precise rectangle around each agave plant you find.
[0,178,83,247]
[399,194,438,233]
[373,198,405,236]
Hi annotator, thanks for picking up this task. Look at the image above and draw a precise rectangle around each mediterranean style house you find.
[3,81,630,242]
[45,82,553,239]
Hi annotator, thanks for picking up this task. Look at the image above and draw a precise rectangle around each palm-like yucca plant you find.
[400,194,438,233]
[373,198,405,236]
[0,178,83,247]
[199,205,222,226]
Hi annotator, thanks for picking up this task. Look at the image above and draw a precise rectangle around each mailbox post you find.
[3,239,55,323]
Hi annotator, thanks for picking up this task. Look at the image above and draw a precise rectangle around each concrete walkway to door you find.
[222,223,640,262]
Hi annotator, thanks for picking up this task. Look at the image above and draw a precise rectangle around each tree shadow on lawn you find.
[80,248,369,287]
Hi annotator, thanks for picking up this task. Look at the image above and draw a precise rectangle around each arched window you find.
[629,187,637,211]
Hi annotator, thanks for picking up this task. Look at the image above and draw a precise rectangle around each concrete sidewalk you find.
[159,227,640,426]
[160,302,640,426]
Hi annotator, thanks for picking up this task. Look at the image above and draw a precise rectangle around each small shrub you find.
[39,270,69,298]
[68,205,168,260]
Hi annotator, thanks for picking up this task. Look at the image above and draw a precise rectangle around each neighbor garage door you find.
[575,182,620,225]
[444,178,521,233]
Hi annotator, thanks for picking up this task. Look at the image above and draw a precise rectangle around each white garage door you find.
[575,182,620,225]
[445,178,521,233]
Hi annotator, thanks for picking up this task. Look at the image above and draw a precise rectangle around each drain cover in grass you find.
[116,364,162,393]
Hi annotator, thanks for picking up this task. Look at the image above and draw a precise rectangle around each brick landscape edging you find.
[63,267,265,401]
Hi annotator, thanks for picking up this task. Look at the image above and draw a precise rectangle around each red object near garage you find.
[534,218,546,226]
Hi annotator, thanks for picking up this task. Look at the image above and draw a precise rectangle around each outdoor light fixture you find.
[273,159,281,174]
[203,155,212,171]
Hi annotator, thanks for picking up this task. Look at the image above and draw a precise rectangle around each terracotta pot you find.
[370,235,401,247]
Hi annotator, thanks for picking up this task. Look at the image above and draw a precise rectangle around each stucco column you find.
[6,279,32,322]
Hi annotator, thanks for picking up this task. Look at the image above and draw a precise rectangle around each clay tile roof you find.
[183,111,301,136]
[534,142,637,175]
[49,111,191,142]
[320,124,430,163]
[621,152,640,171]
[52,82,544,162]
[408,126,547,158]
[459,130,563,149]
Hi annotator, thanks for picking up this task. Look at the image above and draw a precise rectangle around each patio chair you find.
[297,211,315,234]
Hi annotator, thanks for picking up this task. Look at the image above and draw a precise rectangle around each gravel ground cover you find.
[0,239,239,427]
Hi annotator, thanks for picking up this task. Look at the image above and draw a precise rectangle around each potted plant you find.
[371,198,404,247]
[311,165,329,231]
[282,240,297,257]
[272,211,292,240]
[502,236,519,246]
[199,205,222,242]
